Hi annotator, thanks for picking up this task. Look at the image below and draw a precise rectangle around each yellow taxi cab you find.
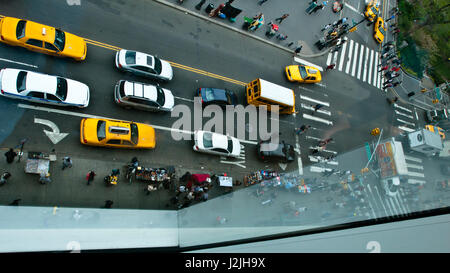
[365,1,379,22]
[285,65,322,83]
[425,124,445,140]
[80,118,156,149]
[373,17,386,44]
[0,17,87,61]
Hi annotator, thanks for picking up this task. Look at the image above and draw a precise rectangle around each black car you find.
[257,140,295,163]
[196,88,238,106]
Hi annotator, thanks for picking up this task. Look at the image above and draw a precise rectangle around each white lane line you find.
[338,39,348,71]
[373,51,379,87]
[407,179,426,185]
[174,96,194,103]
[351,42,359,77]
[357,45,364,80]
[368,49,374,85]
[302,114,333,125]
[397,119,416,127]
[16,103,262,145]
[305,136,322,141]
[398,126,415,133]
[395,110,415,119]
[294,57,323,71]
[363,47,369,82]
[300,103,331,116]
[299,95,330,107]
[326,51,333,66]
[406,163,424,170]
[394,103,413,113]
[345,39,354,74]
[407,171,425,178]
[0,58,38,68]
[405,155,423,163]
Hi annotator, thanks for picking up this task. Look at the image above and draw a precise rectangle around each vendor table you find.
[218,176,233,187]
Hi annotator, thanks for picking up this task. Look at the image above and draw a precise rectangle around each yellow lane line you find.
[84,38,121,51]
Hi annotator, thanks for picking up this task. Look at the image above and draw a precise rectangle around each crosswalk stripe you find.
[406,163,424,170]
[407,171,425,178]
[300,103,331,116]
[351,42,359,77]
[394,103,413,113]
[338,40,348,71]
[357,45,364,80]
[398,126,415,132]
[407,179,426,185]
[388,198,399,216]
[363,47,369,82]
[373,51,379,87]
[303,114,333,125]
[397,118,416,127]
[299,95,330,107]
[368,49,374,85]
[345,40,354,74]
[405,155,423,163]
[395,110,415,119]
[326,51,332,66]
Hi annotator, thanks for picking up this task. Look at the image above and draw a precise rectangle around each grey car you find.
[114,80,174,112]
[115,49,173,81]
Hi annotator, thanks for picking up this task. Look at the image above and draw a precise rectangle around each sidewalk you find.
[0,148,240,210]
[156,0,339,58]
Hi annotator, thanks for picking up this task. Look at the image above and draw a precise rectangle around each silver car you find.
[115,49,173,81]
[114,80,174,112]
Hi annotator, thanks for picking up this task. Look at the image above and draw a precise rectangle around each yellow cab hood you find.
[62,32,86,60]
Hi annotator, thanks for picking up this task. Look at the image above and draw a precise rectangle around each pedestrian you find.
[392,28,400,34]
[311,146,324,155]
[39,172,51,184]
[378,65,389,72]
[306,1,318,14]
[62,156,72,170]
[295,125,311,135]
[145,184,157,195]
[383,83,393,90]
[392,80,402,87]
[287,41,294,47]
[319,138,333,147]
[313,103,324,113]
[321,23,332,32]
[392,73,400,78]
[201,189,209,202]
[103,200,114,208]
[384,41,394,48]
[4,148,17,164]
[336,17,348,26]
[9,199,21,206]
[391,7,399,15]
[386,14,395,22]
[294,44,303,54]
[326,63,336,71]
[186,191,195,201]
[391,66,400,72]
[86,170,96,185]
[392,59,401,65]
[209,2,225,17]
[258,0,268,5]
[387,96,399,104]
[276,33,288,40]
[311,3,323,13]
[384,78,394,85]
[0,172,11,185]
[275,13,289,24]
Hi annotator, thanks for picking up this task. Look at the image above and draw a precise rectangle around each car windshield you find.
[153,57,162,74]
[97,120,106,141]
[371,6,378,14]
[378,26,386,36]
[202,132,213,148]
[130,123,139,144]
[227,138,234,153]
[16,20,26,39]
[125,51,136,64]
[299,65,308,79]
[156,87,165,106]
[16,71,27,92]
[55,77,67,101]
[205,88,216,101]
[54,29,65,52]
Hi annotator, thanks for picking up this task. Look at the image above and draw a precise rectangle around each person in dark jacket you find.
[4,148,17,163]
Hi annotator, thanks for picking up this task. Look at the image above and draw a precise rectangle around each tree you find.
[406,2,450,35]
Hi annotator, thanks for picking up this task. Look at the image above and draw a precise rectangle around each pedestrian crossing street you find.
[326,37,384,89]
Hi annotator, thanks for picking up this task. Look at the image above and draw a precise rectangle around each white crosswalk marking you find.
[373,52,379,87]
[351,42,359,77]
[345,40,354,74]
[363,47,369,82]
[368,49,374,85]
[357,45,364,80]
[405,155,422,163]
[338,40,348,71]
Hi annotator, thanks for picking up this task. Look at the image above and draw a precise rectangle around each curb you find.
[153,0,331,59]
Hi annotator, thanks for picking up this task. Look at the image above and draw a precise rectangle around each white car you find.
[115,49,173,81]
[0,68,89,108]
[114,80,174,112]
[193,130,241,158]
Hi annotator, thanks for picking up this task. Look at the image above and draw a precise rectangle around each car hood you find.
[160,59,173,80]
[231,138,241,157]
[287,65,302,80]
[137,124,156,149]
[162,88,175,110]
[65,79,90,107]
[61,32,87,60]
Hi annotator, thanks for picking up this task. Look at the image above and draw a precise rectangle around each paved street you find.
[0,0,448,251]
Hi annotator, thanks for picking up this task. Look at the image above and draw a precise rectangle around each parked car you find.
[0,68,89,108]
[257,140,295,163]
[193,130,241,158]
[114,80,174,112]
[80,118,155,149]
[196,88,238,106]
[115,49,173,81]
[0,16,87,61]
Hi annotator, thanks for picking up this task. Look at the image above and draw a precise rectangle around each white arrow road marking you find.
[220,159,246,169]
[278,163,287,170]
[34,118,69,144]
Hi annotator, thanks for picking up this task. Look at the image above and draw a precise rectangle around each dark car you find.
[257,140,295,163]
[196,88,238,106]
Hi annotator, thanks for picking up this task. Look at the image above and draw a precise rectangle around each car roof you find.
[123,81,157,101]
[104,119,133,141]
[260,141,285,157]
[24,19,56,44]
[26,71,57,94]
[206,88,228,101]
[134,51,154,68]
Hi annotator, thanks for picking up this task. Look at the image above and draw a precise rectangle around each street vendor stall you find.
[244,170,280,186]
[135,166,174,189]
[25,151,56,175]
